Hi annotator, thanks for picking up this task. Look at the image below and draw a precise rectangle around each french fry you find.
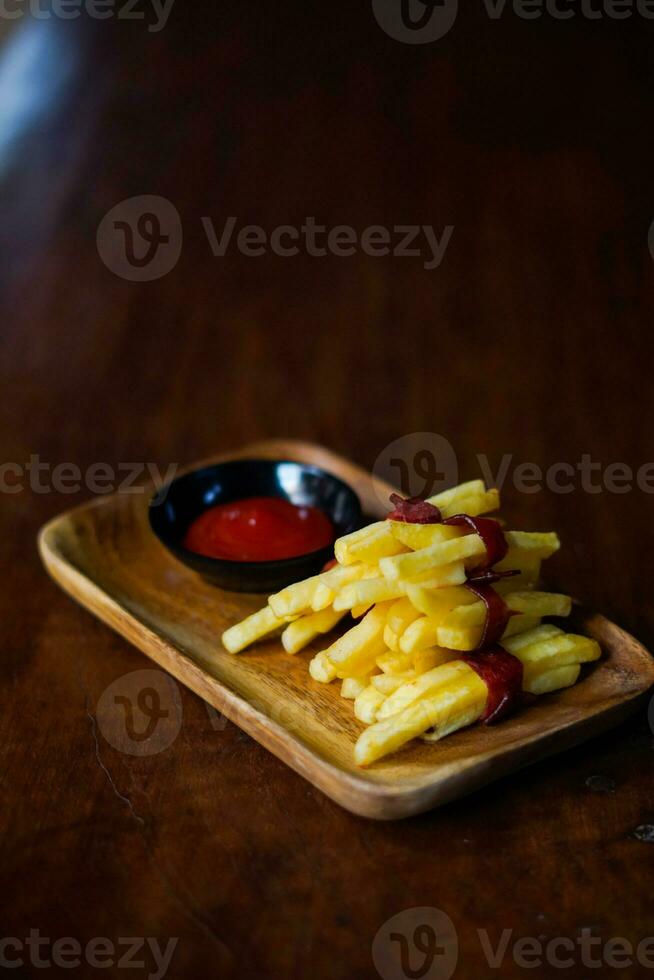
[333,577,404,612]
[421,663,583,743]
[355,666,488,765]
[269,576,322,618]
[398,616,440,654]
[444,488,500,518]
[387,597,421,635]
[333,522,383,565]
[390,523,464,551]
[399,562,468,590]
[439,591,572,631]
[311,562,370,610]
[525,663,580,695]
[504,629,601,684]
[354,685,387,724]
[433,614,541,652]
[384,626,400,651]
[501,531,561,562]
[377,649,414,674]
[494,560,541,592]
[222,606,291,654]
[334,522,406,566]
[413,647,457,673]
[390,491,500,551]
[341,676,370,699]
[323,603,391,679]
[380,534,486,581]
[376,659,475,720]
[371,672,416,695]
[309,650,338,683]
[281,607,346,655]
[427,480,486,511]
[419,703,492,743]
[404,584,474,618]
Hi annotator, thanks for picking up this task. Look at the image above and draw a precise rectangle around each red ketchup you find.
[183,497,334,562]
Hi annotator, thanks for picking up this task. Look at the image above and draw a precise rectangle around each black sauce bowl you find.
[149,458,362,593]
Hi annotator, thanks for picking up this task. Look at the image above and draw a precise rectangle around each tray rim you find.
[38,439,654,820]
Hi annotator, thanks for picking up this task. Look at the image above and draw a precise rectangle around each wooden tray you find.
[38,439,654,820]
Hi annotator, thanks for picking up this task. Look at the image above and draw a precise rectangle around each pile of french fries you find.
[222,480,601,766]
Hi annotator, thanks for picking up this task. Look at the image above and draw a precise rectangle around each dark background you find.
[2,2,654,978]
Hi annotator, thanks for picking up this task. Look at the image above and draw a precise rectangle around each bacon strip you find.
[461,645,524,724]
[464,579,517,649]
[442,514,508,570]
[386,494,443,524]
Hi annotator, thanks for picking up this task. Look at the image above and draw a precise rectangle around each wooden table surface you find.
[2,4,654,978]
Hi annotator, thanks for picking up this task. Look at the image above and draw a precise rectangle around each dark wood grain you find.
[2,4,654,977]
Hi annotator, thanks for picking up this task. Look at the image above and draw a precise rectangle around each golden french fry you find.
[333,576,404,612]
[419,703,490,743]
[222,606,291,654]
[444,488,500,518]
[334,522,406,566]
[390,492,500,552]
[355,666,488,765]
[281,607,345,655]
[439,591,572,631]
[504,629,601,684]
[501,531,561,562]
[494,560,541,592]
[399,616,439,654]
[426,480,486,511]
[524,663,580,695]
[354,685,387,724]
[412,647,455,673]
[376,649,414,674]
[341,676,370,699]
[380,534,486,581]
[371,672,417,695]
[433,613,541,652]
[390,523,463,551]
[323,603,391,679]
[269,576,322,618]
[309,650,338,683]
[311,562,370,611]
[399,562,468,590]
[499,623,562,649]
[376,660,474,720]
[404,584,474,618]
[384,625,400,651]
[386,597,421,635]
